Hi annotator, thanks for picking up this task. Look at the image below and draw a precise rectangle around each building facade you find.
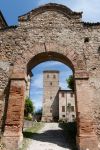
[42,70,76,122]
[59,90,76,122]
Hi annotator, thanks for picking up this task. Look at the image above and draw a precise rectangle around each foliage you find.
[24,97,35,117]
[66,75,74,91]
[24,116,32,121]
[35,108,42,115]
[20,122,44,150]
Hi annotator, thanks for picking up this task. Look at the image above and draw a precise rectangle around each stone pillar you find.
[75,71,99,150]
[2,72,26,150]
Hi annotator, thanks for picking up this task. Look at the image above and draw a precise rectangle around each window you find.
[71,93,73,97]
[71,106,74,112]
[62,92,64,97]
[50,109,52,113]
[50,96,52,100]
[62,106,65,112]
[50,82,52,86]
[98,46,100,54]
[50,108,52,113]
[47,74,49,78]
[53,75,56,78]
[62,115,65,118]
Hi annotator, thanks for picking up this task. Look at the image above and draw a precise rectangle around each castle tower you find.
[42,70,59,122]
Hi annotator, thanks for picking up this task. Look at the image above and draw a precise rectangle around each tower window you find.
[47,74,49,78]
[50,108,52,113]
[50,96,52,100]
[50,82,52,86]
[50,109,52,113]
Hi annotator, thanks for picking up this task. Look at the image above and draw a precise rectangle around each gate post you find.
[75,71,99,150]
[2,72,26,150]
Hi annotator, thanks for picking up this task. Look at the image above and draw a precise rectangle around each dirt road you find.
[26,123,75,150]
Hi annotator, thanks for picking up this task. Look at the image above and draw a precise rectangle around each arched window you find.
[50,82,52,86]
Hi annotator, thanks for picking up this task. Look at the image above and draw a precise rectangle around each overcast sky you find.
[0,0,100,25]
[0,0,100,110]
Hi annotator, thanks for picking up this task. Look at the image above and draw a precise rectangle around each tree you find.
[24,97,35,117]
[66,75,74,91]
[35,108,42,116]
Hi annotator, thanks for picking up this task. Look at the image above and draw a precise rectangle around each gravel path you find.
[27,123,72,150]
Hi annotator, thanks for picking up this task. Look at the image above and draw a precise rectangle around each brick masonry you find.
[0,3,100,150]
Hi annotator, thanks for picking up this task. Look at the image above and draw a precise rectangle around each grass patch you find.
[19,122,44,150]
[59,122,78,150]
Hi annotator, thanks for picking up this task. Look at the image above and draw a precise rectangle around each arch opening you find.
[27,51,75,75]
[25,57,77,149]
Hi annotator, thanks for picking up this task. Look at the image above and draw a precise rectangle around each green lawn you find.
[19,122,44,150]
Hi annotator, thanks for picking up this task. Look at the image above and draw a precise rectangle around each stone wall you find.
[0,3,100,150]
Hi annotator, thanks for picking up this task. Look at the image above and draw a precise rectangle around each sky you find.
[0,0,100,25]
[30,61,72,111]
[0,0,100,110]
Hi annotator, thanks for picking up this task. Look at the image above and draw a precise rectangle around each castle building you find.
[42,70,59,122]
[42,70,76,122]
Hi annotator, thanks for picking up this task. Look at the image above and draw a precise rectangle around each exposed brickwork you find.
[0,3,100,150]
[2,74,26,150]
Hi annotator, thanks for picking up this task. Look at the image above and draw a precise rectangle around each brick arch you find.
[4,42,98,150]
[14,42,88,78]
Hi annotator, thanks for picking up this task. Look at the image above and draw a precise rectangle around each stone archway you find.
[0,3,100,150]
[2,43,98,150]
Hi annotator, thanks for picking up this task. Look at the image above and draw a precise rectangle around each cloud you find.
[31,97,43,111]
[37,0,100,22]
[42,61,63,67]
[33,61,64,72]
[30,74,43,89]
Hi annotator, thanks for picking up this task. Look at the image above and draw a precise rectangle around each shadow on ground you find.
[23,122,78,150]
[59,122,78,150]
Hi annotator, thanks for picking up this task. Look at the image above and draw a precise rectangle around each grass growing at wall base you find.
[19,122,44,150]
